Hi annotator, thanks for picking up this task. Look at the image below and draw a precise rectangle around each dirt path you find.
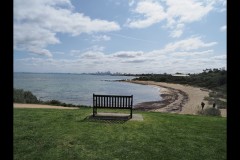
[14,103,79,109]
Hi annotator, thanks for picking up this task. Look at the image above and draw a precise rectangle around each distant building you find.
[171,74,189,77]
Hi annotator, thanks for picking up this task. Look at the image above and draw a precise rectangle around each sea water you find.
[14,73,162,106]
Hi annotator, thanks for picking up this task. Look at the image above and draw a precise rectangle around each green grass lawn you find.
[14,108,226,160]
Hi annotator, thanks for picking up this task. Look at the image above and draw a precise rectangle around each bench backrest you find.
[93,94,133,109]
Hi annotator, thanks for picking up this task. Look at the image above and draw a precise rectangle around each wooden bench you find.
[93,94,133,118]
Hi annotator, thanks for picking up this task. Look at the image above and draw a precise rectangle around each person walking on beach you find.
[179,103,182,111]
[201,102,205,110]
[213,102,216,108]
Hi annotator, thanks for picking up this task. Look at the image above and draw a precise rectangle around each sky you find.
[14,0,226,74]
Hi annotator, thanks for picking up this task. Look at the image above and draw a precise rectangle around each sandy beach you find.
[127,80,226,117]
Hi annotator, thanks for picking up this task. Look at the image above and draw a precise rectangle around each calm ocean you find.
[14,73,162,106]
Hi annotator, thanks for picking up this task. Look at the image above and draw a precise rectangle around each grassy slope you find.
[14,108,226,160]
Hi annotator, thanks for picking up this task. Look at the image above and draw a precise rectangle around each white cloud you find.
[113,51,143,58]
[171,50,214,57]
[16,34,224,74]
[165,0,213,38]
[166,0,213,24]
[169,23,184,38]
[14,0,120,57]
[129,0,135,6]
[81,51,106,59]
[126,1,166,28]
[89,45,105,52]
[69,50,83,57]
[14,23,59,57]
[163,36,217,52]
[170,23,184,38]
[92,35,111,42]
[123,59,149,63]
[170,29,183,38]
[70,45,105,57]
[14,0,120,35]
[220,25,226,32]
[28,48,53,57]
[126,0,216,38]
[208,0,226,12]
[210,54,226,60]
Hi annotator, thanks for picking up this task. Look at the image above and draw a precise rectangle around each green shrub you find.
[14,88,39,103]
[14,88,90,108]
[44,100,62,106]
[197,108,221,116]
[203,96,227,109]
[24,91,39,103]
[14,89,25,103]
[134,68,226,98]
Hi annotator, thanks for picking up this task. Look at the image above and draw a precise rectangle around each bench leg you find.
[93,107,97,117]
[130,108,133,118]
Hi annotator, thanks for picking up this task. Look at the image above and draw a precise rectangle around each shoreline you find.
[126,80,226,117]
[130,80,190,113]
[13,80,226,117]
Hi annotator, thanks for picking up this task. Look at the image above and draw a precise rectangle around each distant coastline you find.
[14,71,139,76]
